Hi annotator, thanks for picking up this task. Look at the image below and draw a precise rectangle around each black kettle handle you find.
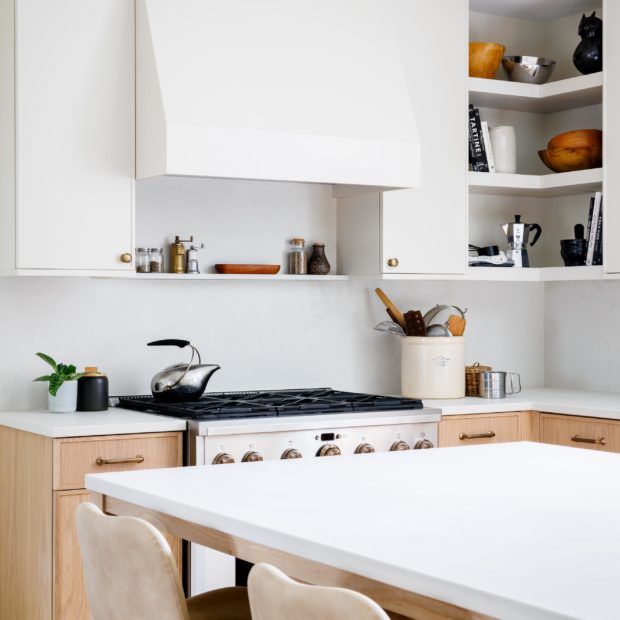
[147,339,191,348]
[529,224,542,247]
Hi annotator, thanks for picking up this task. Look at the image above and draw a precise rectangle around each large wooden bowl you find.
[538,147,602,173]
[547,129,602,150]
[469,42,506,79]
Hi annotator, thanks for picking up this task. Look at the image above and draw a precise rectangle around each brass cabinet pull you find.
[459,431,496,440]
[96,455,144,466]
[387,258,399,268]
[120,253,132,263]
[571,435,606,446]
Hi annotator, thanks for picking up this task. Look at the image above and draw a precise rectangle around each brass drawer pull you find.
[459,431,496,440]
[95,455,145,466]
[571,435,606,446]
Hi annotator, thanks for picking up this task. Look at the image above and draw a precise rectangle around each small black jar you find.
[77,367,109,412]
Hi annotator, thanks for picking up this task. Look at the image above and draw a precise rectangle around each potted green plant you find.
[33,352,84,413]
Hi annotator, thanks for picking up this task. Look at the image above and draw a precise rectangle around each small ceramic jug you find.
[489,126,517,174]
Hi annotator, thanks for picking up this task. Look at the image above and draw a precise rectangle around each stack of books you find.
[585,192,603,266]
[468,105,495,172]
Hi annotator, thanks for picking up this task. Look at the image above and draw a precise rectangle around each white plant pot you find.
[48,381,78,413]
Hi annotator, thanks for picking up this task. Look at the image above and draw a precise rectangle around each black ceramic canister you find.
[77,367,109,412]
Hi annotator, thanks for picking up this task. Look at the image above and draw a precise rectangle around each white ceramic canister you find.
[48,381,78,413]
[489,125,517,173]
[401,337,465,399]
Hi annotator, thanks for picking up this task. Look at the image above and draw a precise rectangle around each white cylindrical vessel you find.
[489,125,517,173]
[401,337,465,399]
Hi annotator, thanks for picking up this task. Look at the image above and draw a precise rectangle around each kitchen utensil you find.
[501,215,542,268]
[547,129,602,150]
[215,264,281,275]
[465,363,492,396]
[469,42,506,78]
[447,315,466,337]
[186,243,204,274]
[538,147,602,173]
[374,321,405,336]
[422,304,467,327]
[170,236,193,274]
[404,310,426,337]
[560,239,587,266]
[489,126,517,173]
[501,56,556,84]
[478,371,521,399]
[148,339,220,403]
[469,244,500,256]
[425,324,452,337]
[374,288,406,331]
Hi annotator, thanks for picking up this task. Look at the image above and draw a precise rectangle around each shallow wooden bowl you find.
[469,42,506,79]
[547,129,602,150]
[538,147,602,173]
[215,264,281,275]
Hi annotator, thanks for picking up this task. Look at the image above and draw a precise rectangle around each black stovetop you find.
[117,388,423,421]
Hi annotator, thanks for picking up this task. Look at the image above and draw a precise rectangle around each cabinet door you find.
[540,414,620,453]
[604,0,620,273]
[16,0,134,271]
[380,0,467,275]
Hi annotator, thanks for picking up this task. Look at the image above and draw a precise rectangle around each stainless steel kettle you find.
[148,339,220,403]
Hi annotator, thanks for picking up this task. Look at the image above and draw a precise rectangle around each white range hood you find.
[136,0,419,188]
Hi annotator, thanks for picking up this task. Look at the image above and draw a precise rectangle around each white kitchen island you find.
[85,442,620,620]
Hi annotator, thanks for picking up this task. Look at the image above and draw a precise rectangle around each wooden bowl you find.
[547,129,602,150]
[469,42,506,79]
[538,147,602,173]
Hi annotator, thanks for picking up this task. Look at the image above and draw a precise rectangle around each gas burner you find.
[117,388,423,421]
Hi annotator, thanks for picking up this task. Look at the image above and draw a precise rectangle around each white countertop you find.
[0,408,186,437]
[86,442,620,620]
[425,387,620,420]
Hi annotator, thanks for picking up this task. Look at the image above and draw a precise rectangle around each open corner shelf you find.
[468,72,603,113]
[468,168,602,197]
[467,265,608,282]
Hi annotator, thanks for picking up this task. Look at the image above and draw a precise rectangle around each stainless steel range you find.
[117,388,440,594]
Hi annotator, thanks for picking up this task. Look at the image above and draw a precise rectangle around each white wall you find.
[0,276,545,411]
[545,281,620,392]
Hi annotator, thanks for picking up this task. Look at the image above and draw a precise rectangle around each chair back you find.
[248,563,390,620]
[76,502,188,620]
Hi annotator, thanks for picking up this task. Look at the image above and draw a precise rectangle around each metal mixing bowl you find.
[501,56,556,84]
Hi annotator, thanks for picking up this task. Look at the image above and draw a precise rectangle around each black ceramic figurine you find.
[573,11,602,75]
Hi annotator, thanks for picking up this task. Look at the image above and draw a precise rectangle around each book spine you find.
[586,192,602,266]
[473,108,489,172]
[468,105,475,171]
[468,106,488,172]
[585,196,594,248]
[593,198,603,265]
[480,121,495,173]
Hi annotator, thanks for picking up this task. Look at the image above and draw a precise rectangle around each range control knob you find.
[355,443,375,454]
[242,451,264,463]
[281,448,303,460]
[317,444,341,457]
[414,439,434,450]
[212,453,235,465]
[390,440,411,452]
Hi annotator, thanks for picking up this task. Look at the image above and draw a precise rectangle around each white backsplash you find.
[0,276,544,411]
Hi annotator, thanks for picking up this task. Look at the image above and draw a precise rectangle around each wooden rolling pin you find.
[374,288,406,331]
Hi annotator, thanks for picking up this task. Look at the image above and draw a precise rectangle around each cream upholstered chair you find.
[248,563,390,620]
[76,502,251,620]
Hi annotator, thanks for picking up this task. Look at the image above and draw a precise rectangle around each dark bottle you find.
[307,243,331,275]
[573,11,602,75]
[77,367,109,412]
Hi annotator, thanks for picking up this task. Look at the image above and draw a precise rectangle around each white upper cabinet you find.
[337,0,468,275]
[0,0,134,272]
[136,0,420,189]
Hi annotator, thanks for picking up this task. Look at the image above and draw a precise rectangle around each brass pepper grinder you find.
[170,236,193,274]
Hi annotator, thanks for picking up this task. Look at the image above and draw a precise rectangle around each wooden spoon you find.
[374,288,406,331]
[447,315,466,337]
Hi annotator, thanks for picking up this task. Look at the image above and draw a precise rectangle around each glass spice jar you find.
[135,248,150,273]
[289,238,306,274]
[149,248,164,273]
[308,242,331,275]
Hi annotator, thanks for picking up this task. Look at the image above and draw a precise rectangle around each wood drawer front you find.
[53,432,182,491]
[439,414,519,448]
[540,415,620,453]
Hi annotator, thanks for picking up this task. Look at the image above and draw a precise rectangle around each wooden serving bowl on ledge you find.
[538,147,602,173]
[547,129,602,150]
[469,42,506,78]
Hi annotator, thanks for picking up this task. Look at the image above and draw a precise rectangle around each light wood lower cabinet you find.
[438,411,539,447]
[540,414,620,453]
[0,427,182,620]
